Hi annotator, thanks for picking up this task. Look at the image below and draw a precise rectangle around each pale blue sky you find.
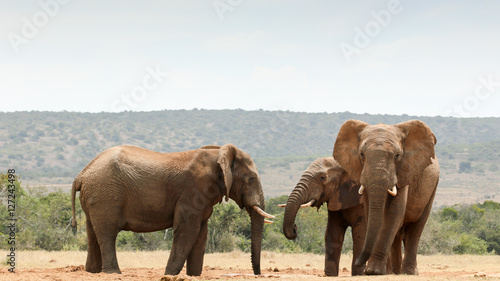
[1,1,500,117]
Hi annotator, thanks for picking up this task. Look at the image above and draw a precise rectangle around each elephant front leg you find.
[365,186,408,275]
[165,209,203,275]
[324,211,346,276]
[402,189,436,275]
[186,220,208,276]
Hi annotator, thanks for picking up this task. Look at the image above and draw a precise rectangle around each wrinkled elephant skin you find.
[71,144,269,276]
[334,119,439,275]
[282,157,366,276]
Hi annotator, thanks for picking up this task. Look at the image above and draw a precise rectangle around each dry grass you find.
[3,250,332,270]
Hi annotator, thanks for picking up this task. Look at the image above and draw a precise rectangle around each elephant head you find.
[282,157,361,240]
[211,144,273,275]
[333,120,436,272]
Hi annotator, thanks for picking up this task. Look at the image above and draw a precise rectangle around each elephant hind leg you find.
[390,229,403,274]
[90,209,124,274]
[186,220,208,276]
[85,218,102,273]
[96,231,121,274]
[324,211,346,276]
[351,219,366,275]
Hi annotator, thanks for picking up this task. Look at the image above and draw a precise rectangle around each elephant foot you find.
[85,261,102,273]
[365,260,387,275]
[364,266,386,275]
[85,268,101,274]
[102,267,121,274]
[186,269,202,276]
[403,266,419,275]
[352,265,366,276]
[324,270,339,277]
[164,267,182,276]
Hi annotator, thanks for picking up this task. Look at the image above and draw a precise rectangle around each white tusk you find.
[358,185,364,195]
[388,185,397,196]
[253,206,276,219]
[264,219,274,224]
[277,204,286,208]
[300,199,315,208]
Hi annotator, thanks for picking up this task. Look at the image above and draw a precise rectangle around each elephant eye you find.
[395,153,400,160]
[249,177,255,184]
[320,176,326,181]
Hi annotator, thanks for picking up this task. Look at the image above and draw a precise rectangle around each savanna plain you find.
[1,250,499,281]
[2,112,500,280]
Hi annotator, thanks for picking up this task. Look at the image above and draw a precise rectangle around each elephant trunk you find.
[283,181,308,240]
[355,183,387,267]
[246,185,266,276]
[249,205,264,275]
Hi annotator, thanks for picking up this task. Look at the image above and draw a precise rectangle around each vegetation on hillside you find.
[1,110,499,182]
[2,174,499,256]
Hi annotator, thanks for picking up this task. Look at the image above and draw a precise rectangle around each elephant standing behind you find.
[71,144,274,276]
[334,119,439,275]
[281,157,367,276]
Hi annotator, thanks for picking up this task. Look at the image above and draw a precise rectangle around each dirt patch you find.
[2,266,500,281]
[2,252,499,281]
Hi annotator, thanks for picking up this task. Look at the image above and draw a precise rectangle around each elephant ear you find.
[217,144,238,202]
[333,119,369,184]
[328,173,362,212]
[201,145,221,149]
[395,120,437,188]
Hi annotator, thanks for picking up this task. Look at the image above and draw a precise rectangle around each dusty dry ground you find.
[1,251,499,281]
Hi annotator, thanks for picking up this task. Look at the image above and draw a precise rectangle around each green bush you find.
[1,174,500,256]
[453,234,488,254]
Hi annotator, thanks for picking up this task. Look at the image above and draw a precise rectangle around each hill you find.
[1,110,499,207]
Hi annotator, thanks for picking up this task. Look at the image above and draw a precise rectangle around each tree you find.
[441,207,458,221]
[459,161,472,173]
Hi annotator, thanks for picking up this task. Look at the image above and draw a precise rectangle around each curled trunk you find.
[283,182,308,240]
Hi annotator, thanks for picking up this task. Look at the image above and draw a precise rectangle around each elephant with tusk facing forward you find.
[71,144,274,276]
[333,119,439,275]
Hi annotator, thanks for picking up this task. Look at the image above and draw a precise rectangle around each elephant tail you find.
[71,178,82,230]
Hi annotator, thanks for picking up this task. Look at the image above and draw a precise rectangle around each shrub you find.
[453,234,488,254]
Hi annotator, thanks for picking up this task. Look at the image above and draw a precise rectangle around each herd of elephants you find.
[70,119,440,276]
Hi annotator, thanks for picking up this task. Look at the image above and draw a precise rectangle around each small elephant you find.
[71,144,274,276]
[281,157,366,276]
[334,119,439,275]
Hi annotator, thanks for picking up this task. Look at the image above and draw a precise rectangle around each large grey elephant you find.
[333,119,439,275]
[281,157,366,276]
[71,144,274,276]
